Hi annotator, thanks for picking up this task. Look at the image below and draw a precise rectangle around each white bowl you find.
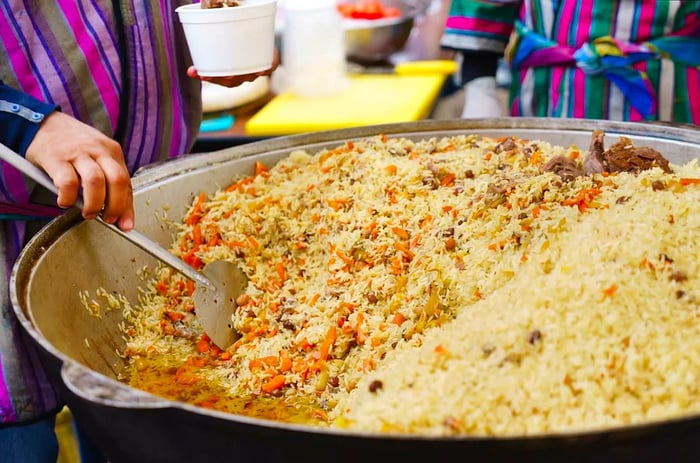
[176,0,277,77]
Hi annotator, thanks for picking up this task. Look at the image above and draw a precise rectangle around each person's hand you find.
[25,111,135,231]
[461,76,505,119]
[186,49,280,87]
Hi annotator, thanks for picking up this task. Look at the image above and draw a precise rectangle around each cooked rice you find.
[119,133,700,435]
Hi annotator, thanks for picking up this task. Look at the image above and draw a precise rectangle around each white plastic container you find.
[281,0,348,97]
[176,0,277,77]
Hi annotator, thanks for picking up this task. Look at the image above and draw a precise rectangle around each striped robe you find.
[0,0,201,424]
[442,0,700,123]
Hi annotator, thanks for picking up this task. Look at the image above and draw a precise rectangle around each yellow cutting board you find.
[245,73,447,136]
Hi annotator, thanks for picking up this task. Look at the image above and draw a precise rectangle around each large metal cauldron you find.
[11,119,700,463]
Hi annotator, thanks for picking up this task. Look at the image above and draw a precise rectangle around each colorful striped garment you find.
[0,0,201,424]
[442,0,700,123]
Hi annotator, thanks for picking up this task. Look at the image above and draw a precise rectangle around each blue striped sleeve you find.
[0,81,59,156]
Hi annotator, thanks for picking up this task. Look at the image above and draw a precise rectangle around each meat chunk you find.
[495,137,518,153]
[582,131,672,175]
[583,130,606,175]
[542,156,583,182]
[604,137,671,174]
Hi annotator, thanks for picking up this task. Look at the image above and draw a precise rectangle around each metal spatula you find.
[0,142,246,349]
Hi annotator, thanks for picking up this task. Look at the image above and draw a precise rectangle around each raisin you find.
[527,330,542,344]
[368,380,383,393]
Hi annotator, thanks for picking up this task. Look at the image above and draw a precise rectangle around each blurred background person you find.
[441,0,700,124]
[0,1,275,461]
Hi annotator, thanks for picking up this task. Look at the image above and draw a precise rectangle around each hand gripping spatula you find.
[0,142,246,349]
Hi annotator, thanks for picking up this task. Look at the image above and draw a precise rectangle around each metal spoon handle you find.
[0,143,211,289]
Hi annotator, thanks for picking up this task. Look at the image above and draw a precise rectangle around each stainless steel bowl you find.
[343,0,428,62]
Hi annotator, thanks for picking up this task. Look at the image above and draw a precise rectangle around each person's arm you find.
[440,0,520,117]
[441,0,520,57]
[0,81,134,230]
[0,81,59,156]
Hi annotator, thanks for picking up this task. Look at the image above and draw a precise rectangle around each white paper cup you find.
[176,0,277,77]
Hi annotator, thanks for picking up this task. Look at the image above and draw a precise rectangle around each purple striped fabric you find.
[441,0,700,123]
[0,0,201,424]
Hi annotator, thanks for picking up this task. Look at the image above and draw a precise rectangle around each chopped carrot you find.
[441,172,456,187]
[680,178,700,186]
[640,259,655,271]
[435,344,448,355]
[339,302,356,313]
[196,338,210,354]
[254,161,269,176]
[184,192,207,225]
[209,345,222,358]
[260,356,279,367]
[410,235,421,248]
[487,240,507,251]
[394,242,415,260]
[156,281,168,295]
[310,293,321,306]
[602,284,617,298]
[385,164,398,175]
[319,151,333,164]
[312,409,329,422]
[275,262,286,283]
[261,374,286,393]
[225,176,254,192]
[341,324,355,334]
[326,198,350,211]
[562,188,603,212]
[319,326,337,361]
[192,224,203,246]
[159,320,174,335]
[355,312,366,343]
[362,221,378,239]
[249,358,264,370]
[335,250,354,267]
[299,338,314,351]
[389,255,404,274]
[182,250,202,269]
[165,310,185,322]
[391,312,405,325]
[279,352,292,372]
[227,239,246,248]
[391,226,409,240]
